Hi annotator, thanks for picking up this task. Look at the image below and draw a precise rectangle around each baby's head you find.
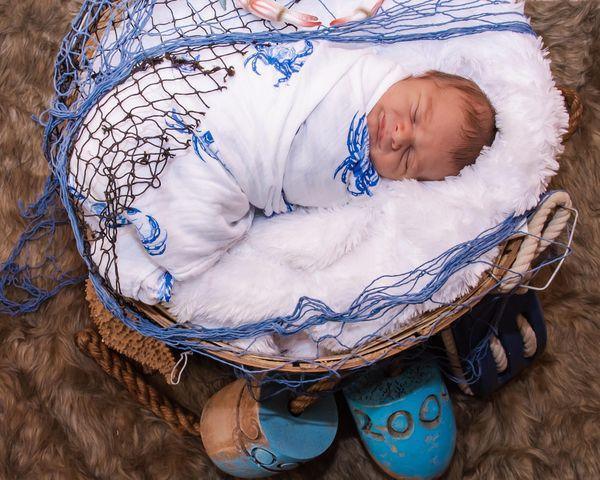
[367,71,496,181]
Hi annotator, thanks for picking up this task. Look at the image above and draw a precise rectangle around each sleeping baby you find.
[73,40,496,303]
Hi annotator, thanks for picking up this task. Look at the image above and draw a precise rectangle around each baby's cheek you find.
[369,151,384,175]
[371,153,396,179]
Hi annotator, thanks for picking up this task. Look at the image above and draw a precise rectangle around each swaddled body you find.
[202,41,408,213]
[72,39,494,304]
[72,41,410,303]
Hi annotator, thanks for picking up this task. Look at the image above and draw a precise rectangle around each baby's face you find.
[367,77,465,181]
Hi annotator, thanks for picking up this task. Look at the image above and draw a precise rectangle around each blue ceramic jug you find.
[343,361,456,479]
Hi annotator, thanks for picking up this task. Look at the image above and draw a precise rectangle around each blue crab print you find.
[334,112,379,196]
[191,130,220,163]
[69,186,126,227]
[166,110,221,163]
[123,207,168,256]
[165,110,189,134]
[156,271,174,303]
[245,40,313,86]
[69,188,168,256]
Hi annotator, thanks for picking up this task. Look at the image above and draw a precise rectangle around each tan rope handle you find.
[440,329,473,396]
[441,316,538,396]
[559,86,583,144]
[533,201,573,258]
[498,191,573,293]
[75,327,203,437]
[489,336,508,373]
[288,377,341,415]
[516,315,537,358]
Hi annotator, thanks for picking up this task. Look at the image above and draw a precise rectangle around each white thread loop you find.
[170,351,192,385]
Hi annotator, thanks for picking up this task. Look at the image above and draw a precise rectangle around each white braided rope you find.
[441,316,538,392]
[516,314,537,358]
[443,318,537,392]
[440,329,474,396]
[489,335,508,373]
[498,191,574,293]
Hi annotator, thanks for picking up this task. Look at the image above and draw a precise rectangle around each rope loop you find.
[517,315,537,358]
[489,335,508,373]
[75,327,203,437]
[498,191,574,293]
[559,86,583,144]
[288,377,340,415]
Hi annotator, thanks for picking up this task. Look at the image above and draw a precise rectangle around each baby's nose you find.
[392,120,413,150]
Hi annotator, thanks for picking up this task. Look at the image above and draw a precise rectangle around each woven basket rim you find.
[71,2,580,374]
[127,237,522,373]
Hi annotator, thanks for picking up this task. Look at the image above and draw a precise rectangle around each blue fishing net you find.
[2,0,564,388]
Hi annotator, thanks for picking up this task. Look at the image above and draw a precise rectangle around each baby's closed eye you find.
[412,95,421,123]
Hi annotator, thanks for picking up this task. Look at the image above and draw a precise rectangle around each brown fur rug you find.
[1,1,599,478]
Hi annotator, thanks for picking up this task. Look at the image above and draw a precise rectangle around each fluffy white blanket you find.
[169,30,568,358]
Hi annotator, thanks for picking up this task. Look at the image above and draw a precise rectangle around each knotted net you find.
[2,0,572,391]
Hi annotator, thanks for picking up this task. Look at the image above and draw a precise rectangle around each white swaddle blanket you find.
[167,31,568,357]
[72,41,408,302]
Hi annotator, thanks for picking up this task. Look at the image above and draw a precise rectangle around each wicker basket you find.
[69,3,583,417]
[84,186,575,410]
[82,88,580,382]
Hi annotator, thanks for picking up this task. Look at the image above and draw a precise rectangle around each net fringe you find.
[0,0,556,390]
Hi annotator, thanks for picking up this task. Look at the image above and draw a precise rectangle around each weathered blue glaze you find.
[203,379,338,479]
[259,389,338,465]
[344,361,456,480]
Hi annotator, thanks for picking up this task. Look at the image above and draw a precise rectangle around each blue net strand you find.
[87,214,525,353]
[0,0,566,389]
[0,176,86,316]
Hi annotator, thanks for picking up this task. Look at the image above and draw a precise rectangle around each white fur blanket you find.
[169,29,568,358]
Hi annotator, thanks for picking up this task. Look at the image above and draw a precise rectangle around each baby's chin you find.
[369,151,401,180]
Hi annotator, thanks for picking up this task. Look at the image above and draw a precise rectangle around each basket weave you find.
[72,5,582,411]
[86,281,178,378]
[86,189,573,375]
[83,81,582,384]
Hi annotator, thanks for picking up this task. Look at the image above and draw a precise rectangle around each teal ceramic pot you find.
[343,361,456,480]
[201,379,338,478]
